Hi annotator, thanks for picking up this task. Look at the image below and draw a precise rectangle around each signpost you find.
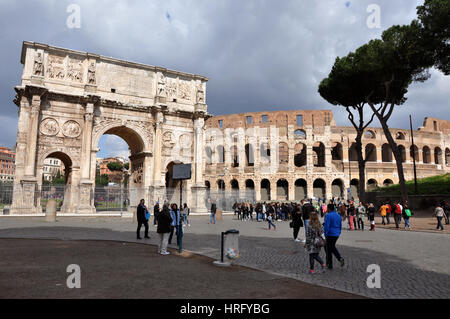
[172,164,192,254]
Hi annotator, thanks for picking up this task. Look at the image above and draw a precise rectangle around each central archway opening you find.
[96,126,146,212]
[165,161,187,206]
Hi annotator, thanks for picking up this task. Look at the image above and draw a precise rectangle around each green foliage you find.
[107,162,123,171]
[372,174,450,195]
[52,170,65,185]
[417,0,450,75]
[96,174,109,186]
[124,162,129,170]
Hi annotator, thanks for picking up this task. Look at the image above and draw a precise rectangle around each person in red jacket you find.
[394,202,403,229]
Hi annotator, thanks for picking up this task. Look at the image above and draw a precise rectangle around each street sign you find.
[173,164,192,180]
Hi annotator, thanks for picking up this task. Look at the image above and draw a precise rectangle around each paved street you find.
[0,238,361,299]
[0,215,449,299]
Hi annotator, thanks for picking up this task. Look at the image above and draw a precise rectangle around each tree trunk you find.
[378,119,409,205]
[355,134,367,203]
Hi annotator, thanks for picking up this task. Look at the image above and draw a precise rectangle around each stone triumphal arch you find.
[10,41,208,214]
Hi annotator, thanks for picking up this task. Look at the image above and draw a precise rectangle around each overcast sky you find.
[0,0,448,158]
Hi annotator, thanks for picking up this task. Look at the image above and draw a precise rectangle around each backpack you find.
[405,209,412,217]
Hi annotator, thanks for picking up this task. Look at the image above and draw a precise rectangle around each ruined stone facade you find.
[11,42,209,214]
[203,110,450,202]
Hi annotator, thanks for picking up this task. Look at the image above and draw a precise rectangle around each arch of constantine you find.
[203,110,450,206]
[10,42,209,214]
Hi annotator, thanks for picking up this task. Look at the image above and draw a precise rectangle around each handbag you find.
[145,211,150,221]
[289,221,294,228]
[314,230,326,247]
[314,237,326,247]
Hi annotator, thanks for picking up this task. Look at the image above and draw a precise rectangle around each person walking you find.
[292,205,304,242]
[442,200,450,225]
[339,202,347,222]
[434,204,445,231]
[348,203,356,231]
[305,213,326,274]
[394,202,403,229]
[403,204,412,230]
[386,202,392,224]
[156,204,173,255]
[323,204,345,270]
[182,203,190,227]
[356,202,366,231]
[380,203,388,225]
[169,204,181,245]
[153,202,160,226]
[367,203,376,231]
[262,202,267,221]
[267,212,277,230]
[136,199,150,240]
[301,200,313,243]
[210,200,217,224]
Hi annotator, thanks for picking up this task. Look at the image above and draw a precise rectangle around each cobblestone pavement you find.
[0,216,449,299]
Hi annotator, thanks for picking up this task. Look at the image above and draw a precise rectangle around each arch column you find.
[376,146,382,163]
[255,180,261,201]
[270,180,277,201]
[288,179,295,201]
[11,86,48,214]
[149,110,165,204]
[325,179,333,200]
[191,116,208,214]
[62,166,81,214]
[78,102,96,214]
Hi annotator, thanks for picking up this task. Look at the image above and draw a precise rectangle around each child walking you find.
[305,213,326,274]
[267,212,276,231]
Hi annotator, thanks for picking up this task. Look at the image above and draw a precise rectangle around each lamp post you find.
[410,115,418,194]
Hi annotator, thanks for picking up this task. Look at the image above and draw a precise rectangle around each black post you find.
[347,135,352,199]
[410,115,418,194]
[221,232,225,263]
[179,180,183,254]
[180,180,183,211]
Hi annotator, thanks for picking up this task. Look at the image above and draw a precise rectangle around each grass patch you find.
[372,173,450,195]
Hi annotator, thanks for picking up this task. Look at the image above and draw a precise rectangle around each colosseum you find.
[203,110,450,210]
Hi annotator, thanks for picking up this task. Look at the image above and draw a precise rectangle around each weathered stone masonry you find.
[204,110,450,202]
[11,42,209,214]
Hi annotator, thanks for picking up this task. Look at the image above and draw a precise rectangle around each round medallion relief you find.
[62,120,82,138]
[40,118,60,136]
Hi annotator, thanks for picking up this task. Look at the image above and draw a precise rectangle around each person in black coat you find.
[157,204,173,255]
[136,199,149,240]
[301,200,314,243]
[292,205,304,242]
[153,202,160,225]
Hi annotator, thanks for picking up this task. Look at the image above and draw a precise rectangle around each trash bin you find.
[3,206,10,215]
[213,229,239,266]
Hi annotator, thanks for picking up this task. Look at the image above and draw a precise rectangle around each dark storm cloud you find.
[0,0,448,150]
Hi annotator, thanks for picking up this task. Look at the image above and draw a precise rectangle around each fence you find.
[206,189,257,211]
[1,184,274,214]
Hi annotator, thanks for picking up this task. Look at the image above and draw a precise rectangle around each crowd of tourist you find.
[137,197,450,272]
[231,198,450,232]
[137,200,191,256]
[228,198,449,273]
